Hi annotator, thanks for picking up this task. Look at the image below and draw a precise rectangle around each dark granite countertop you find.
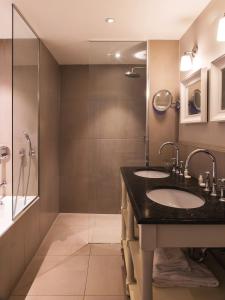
[121,166,225,225]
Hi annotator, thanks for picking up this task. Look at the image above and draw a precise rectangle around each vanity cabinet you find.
[121,171,225,300]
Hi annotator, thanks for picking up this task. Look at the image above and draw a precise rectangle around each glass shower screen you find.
[12,6,39,218]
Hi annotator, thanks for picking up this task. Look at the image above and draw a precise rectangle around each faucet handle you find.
[218,178,225,186]
[179,161,184,176]
[218,178,225,202]
[204,171,210,192]
[171,158,176,173]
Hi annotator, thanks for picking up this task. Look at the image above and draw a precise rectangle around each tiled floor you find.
[9,213,225,300]
[10,214,126,300]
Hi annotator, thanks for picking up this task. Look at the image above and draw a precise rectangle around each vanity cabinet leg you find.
[121,215,126,241]
[127,199,134,240]
[126,246,135,288]
[121,177,127,244]
[140,249,154,300]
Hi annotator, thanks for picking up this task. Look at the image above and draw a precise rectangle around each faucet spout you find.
[184,148,217,197]
[159,141,179,172]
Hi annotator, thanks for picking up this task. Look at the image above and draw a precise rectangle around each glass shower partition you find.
[12,6,39,219]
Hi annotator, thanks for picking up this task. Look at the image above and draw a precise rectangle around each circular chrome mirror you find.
[152,90,173,112]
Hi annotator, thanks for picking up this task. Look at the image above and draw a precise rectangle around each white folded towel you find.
[153,248,219,288]
[154,248,191,272]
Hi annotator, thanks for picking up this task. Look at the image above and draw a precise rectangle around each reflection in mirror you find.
[222,68,225,110]
[153,89,172,112]
[188,80,201,115]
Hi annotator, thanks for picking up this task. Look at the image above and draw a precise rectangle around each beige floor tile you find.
[85,256,125,295]
[89,226,121,244]
[93,214,121,227]
[74,244,91,256]
[84,297,127,300]
[13,255,89,296]
[36,224,89,256]
[10,297,83,300]
[90,244,122,256]
[55,213,90,228]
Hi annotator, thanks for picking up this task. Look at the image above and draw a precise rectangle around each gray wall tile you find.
[60,65,146,213]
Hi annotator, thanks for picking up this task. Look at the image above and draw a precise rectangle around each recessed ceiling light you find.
[134,50,147,60]
[105,17,115,24]
[115,52,121,58]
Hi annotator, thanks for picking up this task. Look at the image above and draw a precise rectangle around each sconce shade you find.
[180,54,192,72]
[217,15,225,41]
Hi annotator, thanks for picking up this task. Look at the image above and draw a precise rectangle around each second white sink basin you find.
[146,188,205,209]
[134,170,170,179]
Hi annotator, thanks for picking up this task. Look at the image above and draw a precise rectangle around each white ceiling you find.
[1,0,212,64]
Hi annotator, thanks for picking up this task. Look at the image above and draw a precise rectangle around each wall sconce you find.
[180,45,198,72]
[217,13,225,41]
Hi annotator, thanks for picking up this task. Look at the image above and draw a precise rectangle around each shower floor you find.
[10,213,126,299]
[0,195,36,236]
[39,213,122,252]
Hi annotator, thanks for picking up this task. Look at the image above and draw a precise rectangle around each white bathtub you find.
[0,195,36,236]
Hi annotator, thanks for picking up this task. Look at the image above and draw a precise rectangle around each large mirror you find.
[210,55,225,122]
[180,68,207,124]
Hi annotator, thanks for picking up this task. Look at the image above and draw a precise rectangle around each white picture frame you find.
[180,68,208,124]
[210,54,225,122]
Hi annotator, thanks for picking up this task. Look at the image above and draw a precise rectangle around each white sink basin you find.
[134,170,170,179]
[146,188,205,209]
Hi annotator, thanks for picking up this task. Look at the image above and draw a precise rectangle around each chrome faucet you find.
[184,149,217,197]
[159,141,179,173]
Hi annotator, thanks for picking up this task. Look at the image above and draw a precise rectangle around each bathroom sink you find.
[146,188,205,209]
[134,170,170,179]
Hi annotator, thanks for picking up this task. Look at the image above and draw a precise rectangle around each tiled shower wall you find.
[60,65,146,213]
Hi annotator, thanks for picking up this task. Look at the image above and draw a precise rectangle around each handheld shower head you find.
[24,131,31,143]
[23,132,35,157]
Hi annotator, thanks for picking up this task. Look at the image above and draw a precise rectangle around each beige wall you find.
[179,0,225,150]
[148,40,179,165]
[0,42,60,300]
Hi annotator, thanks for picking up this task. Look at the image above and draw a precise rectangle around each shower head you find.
[23,132,35,157]
[125,66,145,78]
[125,69,140,78]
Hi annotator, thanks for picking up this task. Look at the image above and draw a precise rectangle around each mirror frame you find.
[180,68,207,124]
[210,54,225,122]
